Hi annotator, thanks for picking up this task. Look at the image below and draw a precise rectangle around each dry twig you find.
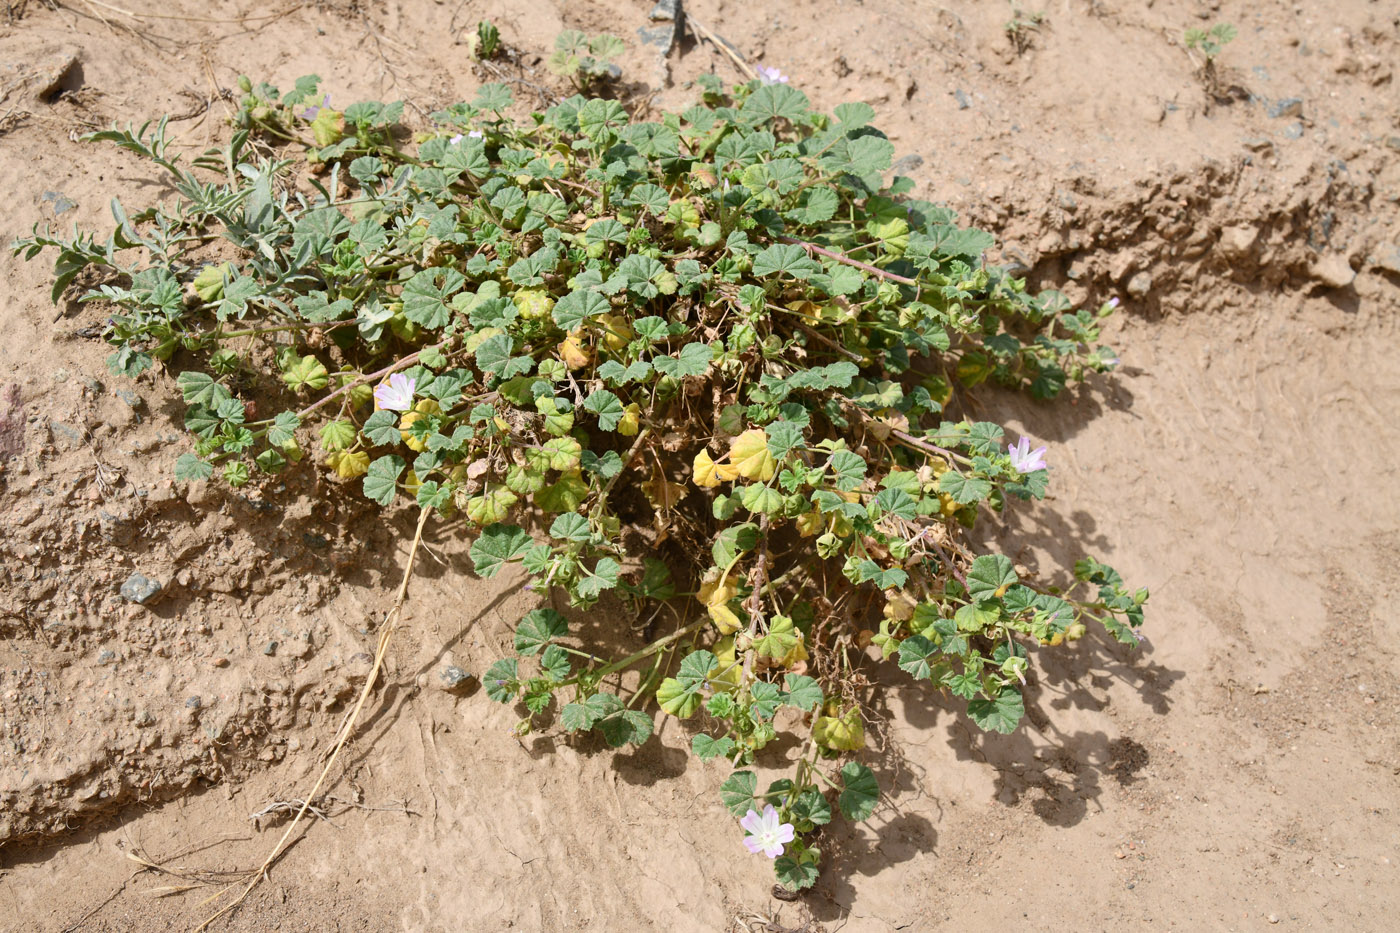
[196,507,433,930]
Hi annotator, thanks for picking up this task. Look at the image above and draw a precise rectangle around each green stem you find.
[557,616,707,689]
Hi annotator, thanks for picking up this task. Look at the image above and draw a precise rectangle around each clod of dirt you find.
[0,44,82,104]
[1308,254,1356,290]
[1370,244,1400,276]
[0,383,23,458]
[1217,225,1259,261]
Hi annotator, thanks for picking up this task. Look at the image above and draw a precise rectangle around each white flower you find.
[374,372,416,411]
[1007,436,1048,474]
[755,65,789,86]
[740,804,795,859]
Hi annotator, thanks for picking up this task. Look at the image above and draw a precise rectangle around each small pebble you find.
[1126,271,1153,298]
[436,665,475,693]
[119,572,163,605]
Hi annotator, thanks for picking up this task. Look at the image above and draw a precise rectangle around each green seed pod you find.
[655,374,680,402]
[236,75,253,93]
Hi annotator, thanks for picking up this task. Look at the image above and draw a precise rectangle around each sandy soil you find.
[1,0,1398,930]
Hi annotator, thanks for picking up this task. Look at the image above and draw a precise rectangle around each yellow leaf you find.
[692,449,723,488]
[617,403,641,436]
[708,602,742,635]
[883,591,916,622]
[795,510,824,537]
[325,450,369,480]
[729,428,775,481]
[597,313,634,351]
[780,631,809,668]
[813,708,865,751]
[697,568,737,608]
[710,636,741,693]
[399,412,428,450]
[558,334,591,370]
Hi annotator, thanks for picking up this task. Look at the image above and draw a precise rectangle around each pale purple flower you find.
[449,130,483,144]
[755,65,789,86]
[374,372,416,411]
[300,94,331,121]
[1007,436,1048,474]
[740,804,795,859]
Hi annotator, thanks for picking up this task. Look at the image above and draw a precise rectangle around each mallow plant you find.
[16,69,1145,892]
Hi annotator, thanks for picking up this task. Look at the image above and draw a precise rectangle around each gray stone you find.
[436,665,475,693]
[185,696,202,710]
[1282,122,1304,140]
[1268,97,1303,118]
[954,88,972,110]
[41,190,78,215]
[49,421,83,449]
[1126,271,1153,297]
[119,572,163,605]
[1309,254,1355,289]
[891,153,924,175]
[114,388,144,410]
[1002,246,1033,278]
[263,640,279,656]
[97,649,116,665]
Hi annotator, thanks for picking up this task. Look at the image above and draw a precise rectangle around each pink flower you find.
[755,65,789,86]
[1007,436,1047,474]
[449,130,483,144]
[374,372,416,411]
[740,804,795,859]
[300,94,331,121]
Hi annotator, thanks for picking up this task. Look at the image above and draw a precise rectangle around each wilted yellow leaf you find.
[617,402,641,437]
[642,466,687,512]
[813,708,865,751]
[708,602,742,635]
[729,429,775,481]
[597,313,634,351]
[697,570,738,608]
[325,450,370,480]
[795,510,824,537]
[558,334,591,370]
[692,449,723,488]
[883,590,916,622]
